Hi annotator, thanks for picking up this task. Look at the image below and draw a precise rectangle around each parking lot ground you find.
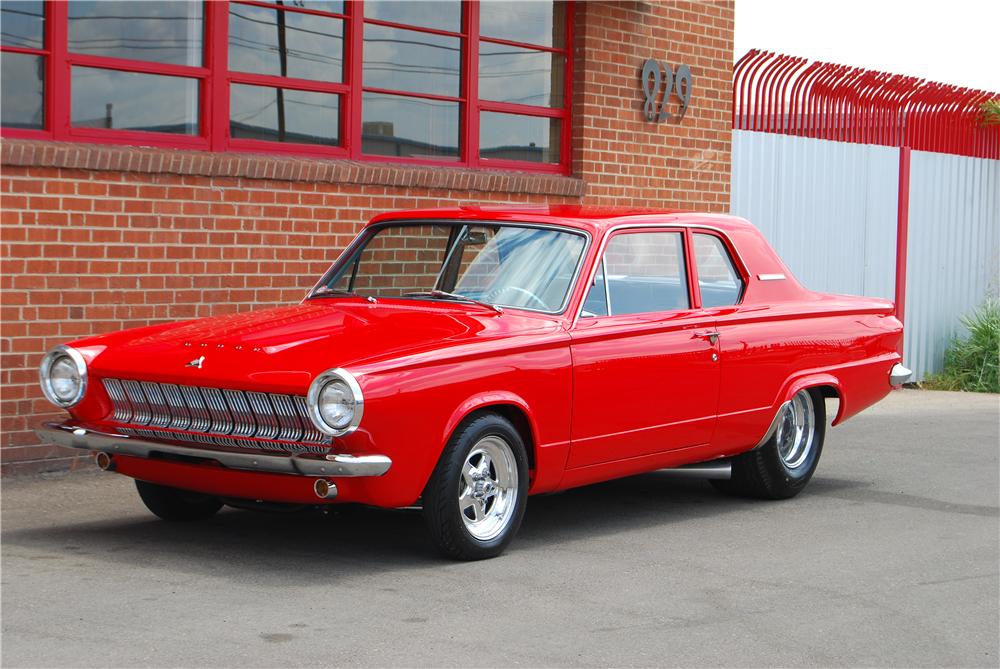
[2,389,998,668]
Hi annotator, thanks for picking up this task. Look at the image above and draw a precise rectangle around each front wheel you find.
[135,480,223,521]
[712,388,826,499]
[422,413,528,560]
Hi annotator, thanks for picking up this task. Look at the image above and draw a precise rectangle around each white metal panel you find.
[731,131,898,301]
[904,151,1000,381]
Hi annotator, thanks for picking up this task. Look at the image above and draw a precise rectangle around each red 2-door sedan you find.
[37,207,910,559]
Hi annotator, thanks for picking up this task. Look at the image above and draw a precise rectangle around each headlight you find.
[307,368,364,436]
[39,345,88,408]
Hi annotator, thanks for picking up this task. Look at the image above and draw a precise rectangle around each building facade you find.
[0,0,734,474]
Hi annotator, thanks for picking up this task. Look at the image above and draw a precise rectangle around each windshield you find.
[311,222,588,313]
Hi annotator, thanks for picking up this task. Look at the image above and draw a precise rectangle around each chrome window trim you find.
[39,345,88,408]
[306,367,365,437]
[573,222,753,326]
[758,273,786,281]
[307,219,593,317]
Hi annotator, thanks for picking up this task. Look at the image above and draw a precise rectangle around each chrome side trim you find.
[658,460,732,479]
[36,422,392,478]
[757,273,786,281]
[890,363,912,386]
[752,400,791,450]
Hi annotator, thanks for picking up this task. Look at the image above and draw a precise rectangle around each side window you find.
[693,233,744,307]
[581,258,609,317]
[588,231,689,316]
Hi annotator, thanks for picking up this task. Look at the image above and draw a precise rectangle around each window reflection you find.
[1,52,44,129]
[68,1,203,66]
[255,1,344,14]
[229,3,343,82]
[362,93,459,159]
[231,84,339,145]
[364,24,461,97]
[1,1,44,49]
[71,67,199,134]
[480,0,565,48]
[479,43,563,107]
[364,0,461,33]
[480,112,559,163]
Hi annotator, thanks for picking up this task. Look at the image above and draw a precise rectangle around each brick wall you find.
[0,0,734,474]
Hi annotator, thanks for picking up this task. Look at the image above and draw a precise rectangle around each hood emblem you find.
[186,356,205,369]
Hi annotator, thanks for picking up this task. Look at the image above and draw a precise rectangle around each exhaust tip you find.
[94,451,115,471]
[314,478,338,499]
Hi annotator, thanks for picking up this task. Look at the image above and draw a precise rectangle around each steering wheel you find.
[485,285,548,310]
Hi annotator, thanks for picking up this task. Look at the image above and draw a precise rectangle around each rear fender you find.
[778,372,846,425]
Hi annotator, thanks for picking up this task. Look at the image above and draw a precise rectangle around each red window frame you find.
[0,1,574,175]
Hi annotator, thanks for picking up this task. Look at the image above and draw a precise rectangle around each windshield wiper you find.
[310,287,377,303]
[403,290,503,314]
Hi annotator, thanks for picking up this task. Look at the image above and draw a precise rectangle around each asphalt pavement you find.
[2,389,998,668]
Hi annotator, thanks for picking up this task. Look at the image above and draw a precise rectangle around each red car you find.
[37,207,910,559]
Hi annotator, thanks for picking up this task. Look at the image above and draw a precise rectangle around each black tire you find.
[422,413,529,560]
[135,480,223,521]
[712,388,826,500]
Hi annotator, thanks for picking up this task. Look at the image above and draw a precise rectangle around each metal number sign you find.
[640,58,692,122]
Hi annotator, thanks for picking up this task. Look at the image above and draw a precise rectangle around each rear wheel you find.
[712,388,826,499]
[422,413,528,560]
[135,480,223,521]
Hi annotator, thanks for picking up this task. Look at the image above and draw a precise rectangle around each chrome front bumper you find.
[36,422,392,478]
[890,363,913,386]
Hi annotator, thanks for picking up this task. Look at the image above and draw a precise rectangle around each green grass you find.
[922,299,1000,393]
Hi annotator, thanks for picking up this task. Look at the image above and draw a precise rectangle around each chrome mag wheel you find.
[775,389,816,471]
[458,435,518,541]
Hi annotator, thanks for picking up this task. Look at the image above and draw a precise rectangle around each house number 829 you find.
[641,58,693,122]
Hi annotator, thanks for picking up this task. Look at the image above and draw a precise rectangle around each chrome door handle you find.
[693,331,720,344]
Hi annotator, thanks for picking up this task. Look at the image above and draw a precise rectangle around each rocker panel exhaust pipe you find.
[658,461,731,480]
[94,451,115,471]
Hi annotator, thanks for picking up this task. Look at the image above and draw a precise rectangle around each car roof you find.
[366,205,755,237]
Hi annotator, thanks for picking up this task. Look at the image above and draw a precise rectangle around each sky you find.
[734,0,1000,92]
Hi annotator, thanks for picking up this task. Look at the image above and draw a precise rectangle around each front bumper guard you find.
[36,422,392,478]
[890,363,913,386]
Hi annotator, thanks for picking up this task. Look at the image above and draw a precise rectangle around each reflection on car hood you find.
[75,300,564,393]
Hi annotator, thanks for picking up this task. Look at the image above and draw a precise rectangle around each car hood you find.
[73,300,565,393]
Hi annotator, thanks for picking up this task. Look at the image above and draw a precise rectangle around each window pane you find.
[581,261,609,317]
[71,67,198,134]
[231,84,339,146]
[480,0,565,48]
[479,43,563,107]
[480,112,559,163]
[363,1,461,32]
[363,24,460,97]
[330,224,453,296]
[229,4,343,82]
[68,1,203,66]
[362,93,459,159]
[694,234,744,307]
[255,1,344,14]
[1,1,44,49]
[1,52,44,129]
[604,233,689,315]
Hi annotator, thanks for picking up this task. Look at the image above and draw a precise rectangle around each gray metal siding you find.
[731,130,1000,381]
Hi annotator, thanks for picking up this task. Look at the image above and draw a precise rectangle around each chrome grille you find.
[102,378,330,445]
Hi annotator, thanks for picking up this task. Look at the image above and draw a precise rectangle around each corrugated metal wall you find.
[905,151,1000,380]
[731,130,1000,380]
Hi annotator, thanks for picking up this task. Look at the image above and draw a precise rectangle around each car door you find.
[567,228,721,469]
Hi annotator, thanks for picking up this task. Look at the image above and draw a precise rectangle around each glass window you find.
[255,1,344,14]
[231,84,339,146]
[318,223,586,312]
[581,259,609,317]
[1,52,44,129]
[480,0,565,48]
[480,112,559,163]
[229,3,343,82]
[363,24,461,97]
[364,1,461,33]
[1,1,44,49]
[68,1,203,67]
[362,92,459,159]
[479,42,563,107]
[71,67,199,134]
[603,232,689,315]
[694,234,744,307]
